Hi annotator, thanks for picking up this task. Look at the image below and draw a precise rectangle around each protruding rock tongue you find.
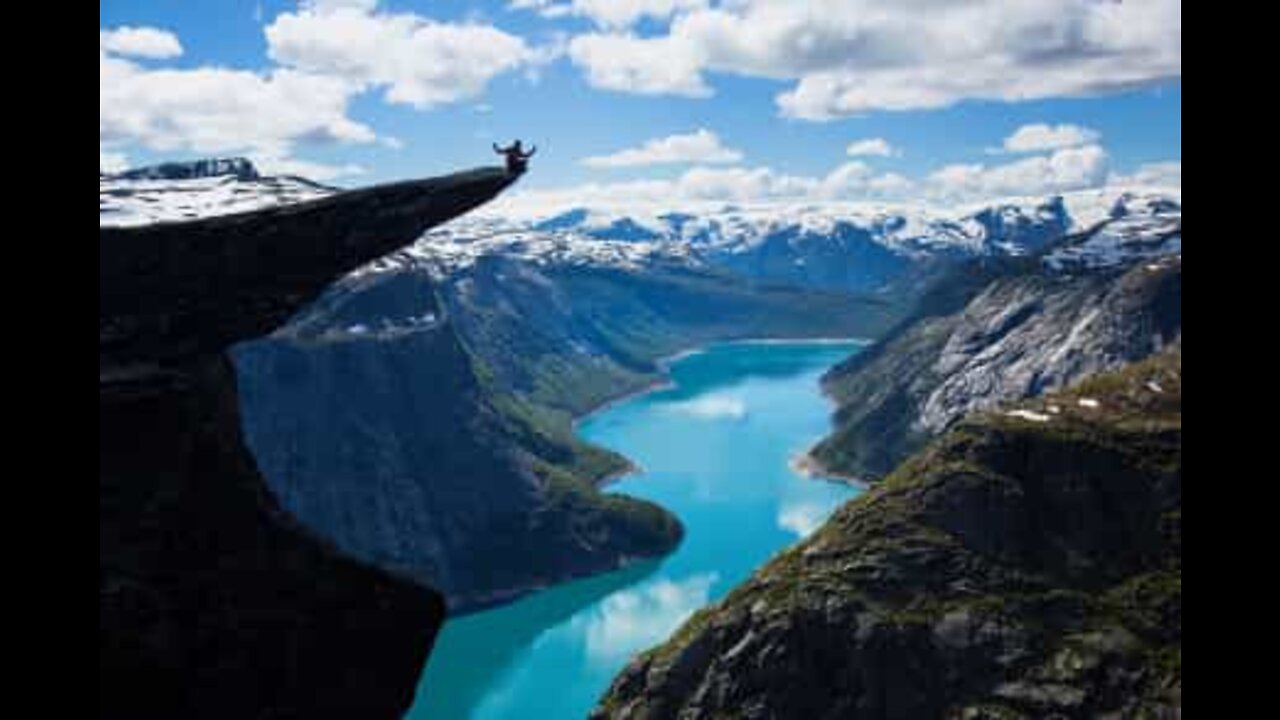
[100,166,516,373]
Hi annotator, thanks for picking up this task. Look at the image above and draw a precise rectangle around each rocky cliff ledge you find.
[595,349,1181,719]
[100,167,515,719]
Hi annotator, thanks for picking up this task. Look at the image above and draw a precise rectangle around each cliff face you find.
[810,212,1181,481]
[232,238,892,612]
[595,350,1182,719]
[100,167,515,719]
[233,299,682,612]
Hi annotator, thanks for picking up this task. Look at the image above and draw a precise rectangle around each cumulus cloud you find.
[101,2,544,180]
[513,0,706,28]
[1110,161,1181,190]
[501,160,916,212]
[100,43,376,164]
[568,32,709,96]
[582,129,742,168]
[928,144,1110,201]
[567,0,1180,119]
[99,26,183,59]
[846,138,897,158]
[500,142,1139,211]
[265,4,539,108]
[1002,123,1101,153]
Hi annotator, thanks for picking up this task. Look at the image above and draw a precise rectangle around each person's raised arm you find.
[493,142,504,154]
[524,145,537,158]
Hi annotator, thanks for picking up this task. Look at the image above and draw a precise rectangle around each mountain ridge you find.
[593,348,1182,719]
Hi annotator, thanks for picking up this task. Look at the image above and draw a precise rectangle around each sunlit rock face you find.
[810,203,1181,481]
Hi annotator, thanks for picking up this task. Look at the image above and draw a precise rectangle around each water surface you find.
[410,341,865,719]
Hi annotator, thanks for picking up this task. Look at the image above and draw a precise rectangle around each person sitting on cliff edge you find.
[494,140,536,175]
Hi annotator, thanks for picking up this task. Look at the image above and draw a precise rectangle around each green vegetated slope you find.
[442,258,901,418]
[236,260,897,612]
[595,349,1181,719]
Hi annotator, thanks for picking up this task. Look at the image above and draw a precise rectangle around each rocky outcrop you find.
[810,217,1181,481]
[594,350,1182,719]
[100,167,516,719]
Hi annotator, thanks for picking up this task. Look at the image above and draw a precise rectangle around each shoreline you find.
[788,449,866,488]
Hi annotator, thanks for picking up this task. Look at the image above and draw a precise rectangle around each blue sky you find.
[100,0,1181,206]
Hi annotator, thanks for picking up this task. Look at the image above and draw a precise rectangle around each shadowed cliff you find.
[100,167,516,720]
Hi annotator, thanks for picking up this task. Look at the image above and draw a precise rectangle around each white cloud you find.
[251,154,367,181]
[501,145,1128,211]
[867,172,914,194]
[568,32,709,96]
[99,26,183,59]
[846,138,897,158]
[512,0,706,28]
[928,144,1110,201]
[567,0,1180,119]
[669,394,748,420]
[101,3,543,179]
[583,129,742,168]
[100,150,129,174]
[265,5,538,109]
[581,574,718,661]
[1110,160,1181,190]
[1002,123,1100,153]
[100,45,376,159]
[501,160,916,212]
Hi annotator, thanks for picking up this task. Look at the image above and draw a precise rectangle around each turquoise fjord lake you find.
[409,341,866,719]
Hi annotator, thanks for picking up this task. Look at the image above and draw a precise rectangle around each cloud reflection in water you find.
[581,573,720,662]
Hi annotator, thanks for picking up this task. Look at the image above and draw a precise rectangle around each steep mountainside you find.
[100,164,517,719]
[436,259,898,416]
[595,350,1182,719]
[234,249,894,611]
[809,201,1181,480]
[233,283,683,611]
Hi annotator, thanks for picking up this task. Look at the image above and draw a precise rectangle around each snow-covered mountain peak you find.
[108,157,261,182]
[100,161,333,227]
[99,157,1181,287]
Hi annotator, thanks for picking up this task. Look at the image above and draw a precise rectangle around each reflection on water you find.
[580,573,718,662]
[413,560,661,720]
[777,498,833,537]
[409,341,865,719]
[666,394,748,420]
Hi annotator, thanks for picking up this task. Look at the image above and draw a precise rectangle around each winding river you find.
[408,340,866,719]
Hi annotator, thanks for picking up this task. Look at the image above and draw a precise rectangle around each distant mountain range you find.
[101,157,1182,616]
[102,157,1180,295]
